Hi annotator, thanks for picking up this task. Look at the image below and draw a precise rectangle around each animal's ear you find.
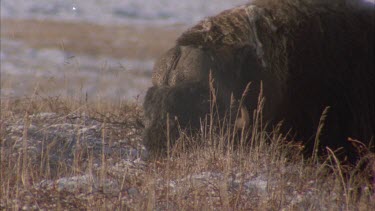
[177,4,277,51]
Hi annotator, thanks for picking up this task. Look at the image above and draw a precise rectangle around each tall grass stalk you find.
[312,106,330,164]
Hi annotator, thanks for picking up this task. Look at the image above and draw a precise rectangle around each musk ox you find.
[143,0,375,160]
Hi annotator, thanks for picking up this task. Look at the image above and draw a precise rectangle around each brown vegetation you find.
[1,94,374,210]
[1,19,183,59]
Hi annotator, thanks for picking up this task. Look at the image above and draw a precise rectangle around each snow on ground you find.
[1,39,153,101]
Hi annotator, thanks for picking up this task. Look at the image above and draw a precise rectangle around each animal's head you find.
[142,9,276,157]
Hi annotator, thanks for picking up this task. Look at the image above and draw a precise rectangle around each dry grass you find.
[1,19,184,60]
[1,87,374,210]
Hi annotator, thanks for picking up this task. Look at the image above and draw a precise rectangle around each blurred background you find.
[0,0,248,102]
[2,0,373,102]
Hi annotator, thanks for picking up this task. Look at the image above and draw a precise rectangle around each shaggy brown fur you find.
[143,0,374,160]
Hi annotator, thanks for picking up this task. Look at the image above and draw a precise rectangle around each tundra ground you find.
[1,18,374,210]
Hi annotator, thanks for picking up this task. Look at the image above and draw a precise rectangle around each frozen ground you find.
[3,109,359,210]
[1,38,153,101]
